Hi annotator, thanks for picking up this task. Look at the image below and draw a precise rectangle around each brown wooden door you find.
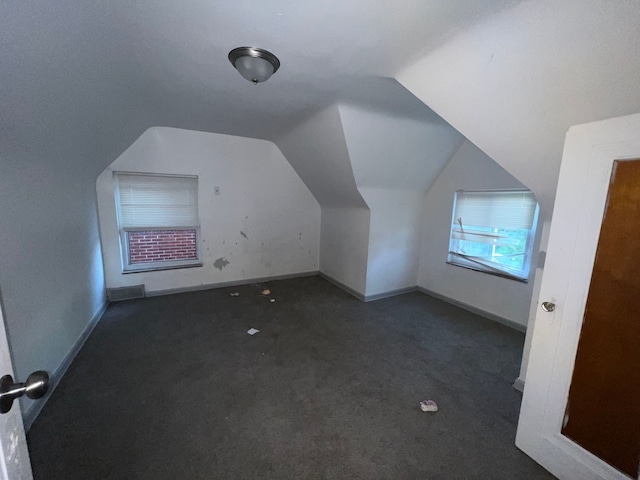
[561,159,640,479]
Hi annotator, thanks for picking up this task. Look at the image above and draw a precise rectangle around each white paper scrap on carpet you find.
[247,328,260,335]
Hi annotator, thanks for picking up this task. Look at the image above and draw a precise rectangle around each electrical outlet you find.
[214,186,221,195]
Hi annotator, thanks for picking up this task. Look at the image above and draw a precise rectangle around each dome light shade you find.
[228,47,281,84]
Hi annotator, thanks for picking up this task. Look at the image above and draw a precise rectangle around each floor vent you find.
[107,285,146,302]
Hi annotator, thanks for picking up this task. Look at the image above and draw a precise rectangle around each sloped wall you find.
[97,127,320,293]
[338,102,463,296]
[397,0,640,217]
[276,105,367,209]
[276,106,370,294]
[0,1,149,418]
[418,141,539,327]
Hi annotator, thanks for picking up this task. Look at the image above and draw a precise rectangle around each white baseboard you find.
[23,299,108,431]
[318,273,418,303]
[364,286,417,302]
[318,272,366,301]
[416,287,527,333]
[146,270,319,297]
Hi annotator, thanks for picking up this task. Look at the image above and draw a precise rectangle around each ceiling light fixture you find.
[228,47,281,85]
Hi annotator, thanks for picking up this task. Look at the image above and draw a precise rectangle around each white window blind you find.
[453,190,537,230]
[116,173,199,229]
[448,189,539,282]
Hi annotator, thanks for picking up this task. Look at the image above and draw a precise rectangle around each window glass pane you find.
[448,189,538,281]
[493,228,528,269]
[127,229,198,265]
[114,173,201,272]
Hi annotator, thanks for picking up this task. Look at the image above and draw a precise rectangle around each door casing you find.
[516,113,640,480]
[0,299,33,479]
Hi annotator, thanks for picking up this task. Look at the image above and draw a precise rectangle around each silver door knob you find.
[0,371,49,414]
[541,301,556,312]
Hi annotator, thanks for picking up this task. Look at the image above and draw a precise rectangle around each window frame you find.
[114,172,203,274]
[446,189,539,283]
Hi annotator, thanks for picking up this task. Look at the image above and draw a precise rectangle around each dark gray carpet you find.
[27,275,555,479]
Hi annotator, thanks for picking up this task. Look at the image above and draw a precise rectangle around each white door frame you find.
[516,113,640,480]
[0,303,33,480]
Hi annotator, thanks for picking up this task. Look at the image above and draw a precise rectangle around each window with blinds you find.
[114,173,201,272]
[448,190,539,281]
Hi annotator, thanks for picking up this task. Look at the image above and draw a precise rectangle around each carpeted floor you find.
[27,275,555,479]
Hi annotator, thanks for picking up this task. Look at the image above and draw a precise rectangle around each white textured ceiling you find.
[112,0,523,139]
[5,0,639,208]
[1,0,522,166]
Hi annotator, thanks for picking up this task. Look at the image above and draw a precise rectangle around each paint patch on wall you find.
[213,257,230,270]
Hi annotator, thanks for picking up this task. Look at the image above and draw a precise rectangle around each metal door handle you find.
[541,301,556,312]
[0,371,49,414]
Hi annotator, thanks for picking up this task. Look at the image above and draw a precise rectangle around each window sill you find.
[123,262,203,274]
[446,261,529,283]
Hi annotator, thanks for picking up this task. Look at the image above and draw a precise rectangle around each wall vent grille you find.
[107,285,145,302]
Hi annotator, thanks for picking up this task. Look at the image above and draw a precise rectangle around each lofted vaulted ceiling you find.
[109,0,527,139]
[1,1,521,156]
[3,0,640,211]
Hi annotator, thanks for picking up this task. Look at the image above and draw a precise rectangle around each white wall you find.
[339,104,463,191]
[338,103,463,296]
[276,105,367,209]
[0,1,151,417]
[320,207,370,295]
[359,188,424,295]
[276,105,370,294]
[0,165,106,408]
[418,140,538,327]
[397,0,640,217]
[97,127,320,293]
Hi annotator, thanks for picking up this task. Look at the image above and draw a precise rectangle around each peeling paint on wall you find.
[96,126,321,296]
[213,257,230,270]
